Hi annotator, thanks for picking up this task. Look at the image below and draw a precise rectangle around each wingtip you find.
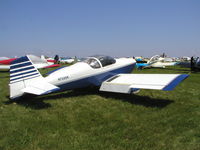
[163,74,189,91]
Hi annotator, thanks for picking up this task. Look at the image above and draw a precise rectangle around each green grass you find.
[0,66,200,150]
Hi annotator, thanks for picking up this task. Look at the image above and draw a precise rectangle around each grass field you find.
[0,66,200,150]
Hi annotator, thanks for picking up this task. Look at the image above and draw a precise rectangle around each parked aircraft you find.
[135,58,150,69]
[59,57,75,64]
[195,57,200,69]
[135,55,178,69]
[192,57,200,70]
[29,55,60,68]
[0,57,11,60]
[147,55,178,68]
[0,55,60,70]
[0,58,17,69]
[178,56,200,70]
[9,55,188,100]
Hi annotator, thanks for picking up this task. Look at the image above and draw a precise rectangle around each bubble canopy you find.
[83,55,116,68]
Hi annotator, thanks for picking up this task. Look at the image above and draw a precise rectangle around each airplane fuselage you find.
[150,62,177,68]
[45,58,136,91]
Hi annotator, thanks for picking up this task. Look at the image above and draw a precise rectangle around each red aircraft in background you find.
[0,58,17,65]
[0,55,60,70]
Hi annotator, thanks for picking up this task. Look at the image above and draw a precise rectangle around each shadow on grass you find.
[4,87,174,109]
[0,70,9,78]
[100,92,173,108]
[0,76,9,78]
[59,88,173,108]
[4,95,52,109]
[0,70,9,73]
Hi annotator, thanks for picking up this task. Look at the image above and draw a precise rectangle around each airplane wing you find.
[100,74,188,93]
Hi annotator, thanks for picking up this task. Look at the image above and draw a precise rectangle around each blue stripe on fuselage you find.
[46,66,67,75]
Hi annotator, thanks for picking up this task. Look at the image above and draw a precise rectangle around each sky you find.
[0,0,200,58]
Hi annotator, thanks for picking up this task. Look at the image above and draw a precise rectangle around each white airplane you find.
[147,55,178,68]
[59,57,75,64]
[9,55,189,100]
[29,54,60,68]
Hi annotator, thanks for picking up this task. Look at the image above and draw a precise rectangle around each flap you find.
[100,74,188,93]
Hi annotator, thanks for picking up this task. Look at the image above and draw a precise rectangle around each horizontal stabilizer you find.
[22,80,60,95]
[100,74,189,93]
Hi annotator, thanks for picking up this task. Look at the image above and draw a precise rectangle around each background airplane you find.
[135,58,150,69]
[9,55,188,100]
[0,54,60,70]
[0,58,17,69]
[59,57,75,64]
[0,57,12,60]
[195,57,200,69]
[29,55,60,69]
[147,55,178,68]
[178,56,200,71]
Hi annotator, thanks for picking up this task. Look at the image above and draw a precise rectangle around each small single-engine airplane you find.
[147,55,178,68]
[9,55,188,100]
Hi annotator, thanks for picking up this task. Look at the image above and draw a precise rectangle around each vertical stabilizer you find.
[9,55,60,100]
[9,56,42,99]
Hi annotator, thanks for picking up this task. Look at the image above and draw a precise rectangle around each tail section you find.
[9,55,59,100]
[10,56,41,84]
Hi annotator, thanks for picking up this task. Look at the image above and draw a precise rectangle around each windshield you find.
[83,58,101,69]
[83,55,116,68]
[97,55,116,67]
